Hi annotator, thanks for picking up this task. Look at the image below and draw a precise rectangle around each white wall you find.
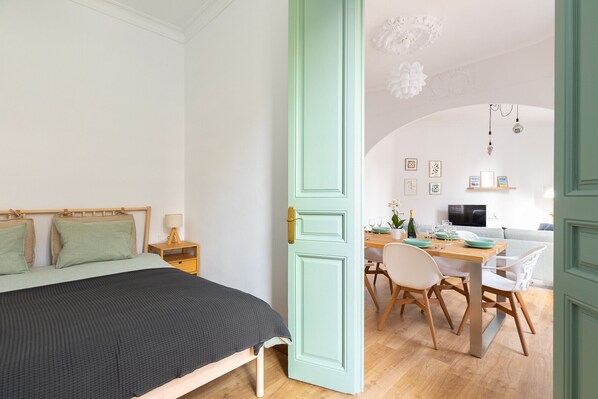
[363,133,397,226]
[0,0,185,265]
[364,105,554,230]
[184,0,288,317]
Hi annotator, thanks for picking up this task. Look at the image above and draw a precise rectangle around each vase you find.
[391,228,404,240]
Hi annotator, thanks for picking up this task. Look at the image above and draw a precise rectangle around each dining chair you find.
[364,247,393,294]
[433,230,480,305]
[456,246,547,356]
[378,243,454,350]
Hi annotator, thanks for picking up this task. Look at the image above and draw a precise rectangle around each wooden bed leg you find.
[256,348,264,397]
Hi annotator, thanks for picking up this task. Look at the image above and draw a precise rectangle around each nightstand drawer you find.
[169,259,197,274]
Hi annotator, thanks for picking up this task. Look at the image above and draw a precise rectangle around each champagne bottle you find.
[407,209,417,238]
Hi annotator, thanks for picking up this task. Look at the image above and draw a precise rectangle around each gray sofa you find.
[453,225,554,287]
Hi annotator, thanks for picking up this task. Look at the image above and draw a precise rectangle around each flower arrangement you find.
[387,198,405,229]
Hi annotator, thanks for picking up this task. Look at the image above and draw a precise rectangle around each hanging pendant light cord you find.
[488,104,492,145]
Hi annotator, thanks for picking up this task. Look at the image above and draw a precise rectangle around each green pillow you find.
[55,220,134,268]
[0,224,28,275]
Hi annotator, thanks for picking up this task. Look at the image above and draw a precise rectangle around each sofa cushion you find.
[504,228,553,243]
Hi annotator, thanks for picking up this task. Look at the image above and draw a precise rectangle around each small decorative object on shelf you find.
[469,176,481,188]
[480,171,495,188]
[497,176,509,188]
[149,241,199,276]
[387,198,405,239]
[429,160,442,177]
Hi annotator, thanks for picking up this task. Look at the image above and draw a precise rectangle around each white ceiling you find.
[110,0,212,29]
[365,0,554,91]
[105,0,554,92]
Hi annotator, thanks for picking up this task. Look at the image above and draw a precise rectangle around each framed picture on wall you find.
[469,176,481,188]
[405,158,418,171]
[429,182,442,195]
[481,171,495,187]
[497,176,509,188]
[429,160,442,177]
[404,178,417,195]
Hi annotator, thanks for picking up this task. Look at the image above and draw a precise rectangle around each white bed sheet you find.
[0,253,171,293]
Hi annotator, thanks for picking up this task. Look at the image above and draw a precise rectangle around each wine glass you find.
[368,218,376,232]
[441,220,450,232]
[376,216,383,228]
[426,226,435,239]
[444,221,453,246]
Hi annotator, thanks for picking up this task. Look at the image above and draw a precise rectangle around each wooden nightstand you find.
[148,241,199,275]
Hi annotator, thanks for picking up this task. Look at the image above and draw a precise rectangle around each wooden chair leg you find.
[386,271,393,294]
[461,278,470,306]
[457,304,470,336]
[509,293,529,356]
[515,291,536,334]
[433,285,454,329]
[365,275,379,311]
[421,289,438,350]
[378,286,400,331]
[373,263,381,286]
[399,291,408,315]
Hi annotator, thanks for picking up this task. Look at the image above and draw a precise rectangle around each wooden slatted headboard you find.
[0,206,152,253]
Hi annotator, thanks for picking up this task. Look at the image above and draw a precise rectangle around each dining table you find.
[364,231,508,358]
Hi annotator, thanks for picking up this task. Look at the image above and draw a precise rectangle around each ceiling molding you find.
[183,0,235,43]
[69,0,186,43]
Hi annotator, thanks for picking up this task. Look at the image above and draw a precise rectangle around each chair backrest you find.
[456,230,479,240]
[364,247,383,263]
[383,243,445,290]
[504,246,547,291]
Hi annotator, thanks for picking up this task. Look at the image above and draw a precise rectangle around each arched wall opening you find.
[364,104,554,230]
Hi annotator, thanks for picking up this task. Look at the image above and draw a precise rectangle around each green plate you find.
[372,226,391,234]
[464,239,495,248]
[435,232,459,240]
[403,238,431,248]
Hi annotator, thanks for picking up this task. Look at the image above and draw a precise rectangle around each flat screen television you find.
[448,205,487,227]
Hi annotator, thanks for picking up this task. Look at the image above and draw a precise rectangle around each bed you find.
[0,207,291,399]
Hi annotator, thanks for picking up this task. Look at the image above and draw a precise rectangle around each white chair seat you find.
[482,270,517,292]
[365,247,383,263]
[434,257,470,278]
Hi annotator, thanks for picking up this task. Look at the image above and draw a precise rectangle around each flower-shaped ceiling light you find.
[387,62,427,99]
[373,15,442,55]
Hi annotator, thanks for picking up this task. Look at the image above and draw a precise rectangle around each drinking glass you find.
[376,216,383,228]
[425,225,435,239]
[444,221,453,246]
[368,218,376,232]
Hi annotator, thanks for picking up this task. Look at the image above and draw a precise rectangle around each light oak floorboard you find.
[183,277,553,399]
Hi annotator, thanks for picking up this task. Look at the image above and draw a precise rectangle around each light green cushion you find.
[55,220,134,269]
[0,224,28,275]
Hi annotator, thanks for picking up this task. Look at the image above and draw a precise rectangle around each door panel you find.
[288,0,363,394]
[555,0,598,397]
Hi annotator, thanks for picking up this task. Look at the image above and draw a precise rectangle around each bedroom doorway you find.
[287,0,598,396]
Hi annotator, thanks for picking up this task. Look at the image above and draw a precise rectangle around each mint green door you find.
[287,0,364,394]
[554,1,598,397]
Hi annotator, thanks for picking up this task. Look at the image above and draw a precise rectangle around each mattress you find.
[0,256,291,398]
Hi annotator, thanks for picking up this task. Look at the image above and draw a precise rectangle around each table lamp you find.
[165,213,183,245]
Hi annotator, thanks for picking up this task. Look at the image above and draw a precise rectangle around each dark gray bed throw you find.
[0,268,290,399]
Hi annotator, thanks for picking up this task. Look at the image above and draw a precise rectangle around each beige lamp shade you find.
[165,213,183,229]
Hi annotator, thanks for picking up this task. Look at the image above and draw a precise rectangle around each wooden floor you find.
[184,277,553,399]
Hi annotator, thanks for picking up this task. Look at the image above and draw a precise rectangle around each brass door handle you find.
[287,206,303,244]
